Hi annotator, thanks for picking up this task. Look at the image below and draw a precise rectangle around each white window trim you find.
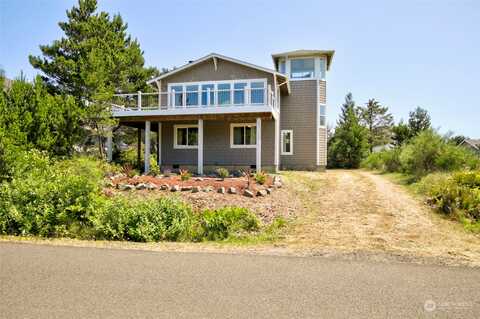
[281,129,293,155]
[285,56,327,81]
[167,79,267,107]
[173,124,199,149]
[230,123,257,149]
[319,103,327,128]
[289,57,316,80]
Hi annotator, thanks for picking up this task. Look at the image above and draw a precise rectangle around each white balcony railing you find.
[111,85,278,114]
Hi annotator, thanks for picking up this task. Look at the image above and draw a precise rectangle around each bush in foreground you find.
[199,207,261,241]
[0,151,265,241]
[415,171,480,230]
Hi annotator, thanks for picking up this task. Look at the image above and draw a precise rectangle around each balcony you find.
[111,84,278,118]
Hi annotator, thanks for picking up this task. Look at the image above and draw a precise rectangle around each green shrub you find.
[362,149,401,172]
[0,151,104,237]
[199,207,260,240]
[416,171,480,222]
[92,197,195,242]
[254,171,267,185]
[118,147,160,174]
[361,152,385,170]
[216,167,229,180]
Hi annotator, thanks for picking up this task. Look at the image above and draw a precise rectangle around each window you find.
[234,82,247,104]
[201,84,214,106]
[281,130,293,155]
[171,85,183,107]
[186,85,198,106]
[174,125,198,149]
[217,83,231,105]
[250,82,265,104]
[230,123,256,148]
[279,60,286,74]
[169,79,267,107]
[319,105,326,127]
[291,58,315,79]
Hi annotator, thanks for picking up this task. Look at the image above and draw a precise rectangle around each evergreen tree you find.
[29,0,157,157]
[359,99,393,152]
[391,120,411,146]
[408,107,431,136]
[328,93,368,168]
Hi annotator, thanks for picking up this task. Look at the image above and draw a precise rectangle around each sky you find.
[0,0,479,137]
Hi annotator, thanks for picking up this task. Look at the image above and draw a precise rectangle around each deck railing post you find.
[138,91,142,110]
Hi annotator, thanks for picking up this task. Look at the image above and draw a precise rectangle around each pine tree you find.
[359,99,393,152]
[408,107,431,136]
[328,93,368,168]
[391,120,410,146]
[29,0,158,157]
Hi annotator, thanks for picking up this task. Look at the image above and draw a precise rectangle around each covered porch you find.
[107,113,280,174]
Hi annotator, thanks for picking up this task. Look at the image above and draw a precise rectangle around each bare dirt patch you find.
[281,170,480,266]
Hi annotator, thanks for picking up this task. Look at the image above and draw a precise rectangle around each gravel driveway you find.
[282,170,480,266]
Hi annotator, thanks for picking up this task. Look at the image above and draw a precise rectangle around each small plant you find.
[179,169,191,181]
[199,206,260,240]
[216,167,229,180]
[241,168,253,189]
[121,164,136,177]
[254,170,267,185]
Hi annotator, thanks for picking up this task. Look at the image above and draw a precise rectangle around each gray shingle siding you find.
[280,80,319,169]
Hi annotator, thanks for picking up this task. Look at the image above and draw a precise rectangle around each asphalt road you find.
[1,243,479,318]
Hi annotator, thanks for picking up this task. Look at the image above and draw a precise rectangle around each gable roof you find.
[271,49,335,70]
[462,138,480,150]
[147,53,288,87]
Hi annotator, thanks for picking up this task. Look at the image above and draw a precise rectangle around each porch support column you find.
[256,117,262,171]
[198,119,204,175]
[157,122,162,168]
[137,128,142,170]
[144,121,151,173]
[106,130,113,162]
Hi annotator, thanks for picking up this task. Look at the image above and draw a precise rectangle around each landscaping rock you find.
[203,186,213,192]
[266,188,273,195]
[217,187,226,194]
[119,184,135,191]
[145,183,157,190]
[171,185,180,192]
[136,183,147,190]
[181,186,193,191]
[192,186,201,193]
[195,177,204,181]
[273,181,282,188]
[160,184,169,190]
[256,190,267,197]
[243,189,254,198]
[228,187,237,194]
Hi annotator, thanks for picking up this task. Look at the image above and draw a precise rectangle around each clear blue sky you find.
[1,0,479,137]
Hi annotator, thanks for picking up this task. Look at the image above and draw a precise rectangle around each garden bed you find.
[106,174,298,224]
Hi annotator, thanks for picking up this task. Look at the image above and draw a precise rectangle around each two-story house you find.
[109,49,334,174]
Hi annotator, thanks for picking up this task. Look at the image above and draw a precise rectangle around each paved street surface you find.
[1,242,479,318]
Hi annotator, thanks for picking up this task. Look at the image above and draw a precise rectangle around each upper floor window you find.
[319,105,326,127]
[291,58,315,79]
[278,60,286,74]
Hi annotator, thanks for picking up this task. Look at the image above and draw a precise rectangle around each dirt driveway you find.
[281,170,480,266]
